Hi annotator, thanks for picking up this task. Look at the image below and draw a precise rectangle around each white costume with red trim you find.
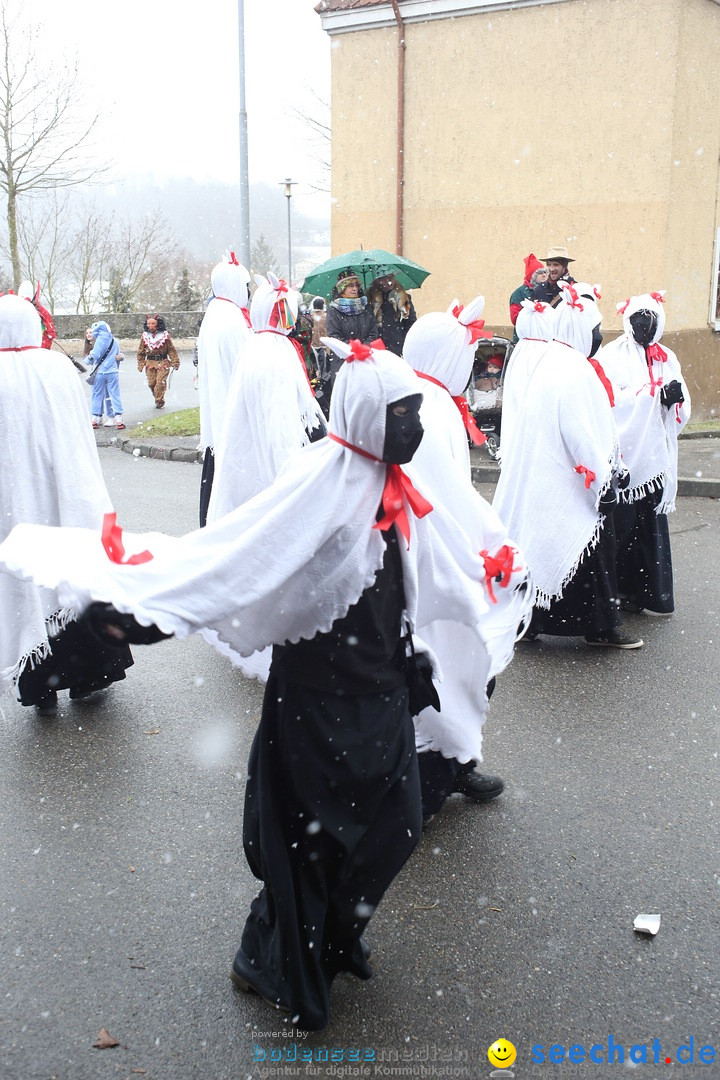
[207,272,326,525]
[402,299,532,762]
[494,283,620,607]
[198,252,252,453]
[598,292,690,514]
[0,344,494,675]
[0,295,112,688]
[498,299,557,466]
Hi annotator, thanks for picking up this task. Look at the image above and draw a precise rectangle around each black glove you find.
[81,601,172,647]
[660,379,684,408]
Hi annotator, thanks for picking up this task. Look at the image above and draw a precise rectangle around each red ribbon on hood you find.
[451,304,493,343]
[646,342,668,365]
[101,513,153,565]
[327,433,433,547]
[415,370,487,445]
[345,338,386,362]
[479,544,517,604]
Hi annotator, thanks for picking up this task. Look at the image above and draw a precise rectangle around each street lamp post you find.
[281,178,296,285]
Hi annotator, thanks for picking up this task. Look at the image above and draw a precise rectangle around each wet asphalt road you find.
[1,453,719,1080]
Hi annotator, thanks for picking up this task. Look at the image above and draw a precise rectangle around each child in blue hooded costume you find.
[86,321,125,428]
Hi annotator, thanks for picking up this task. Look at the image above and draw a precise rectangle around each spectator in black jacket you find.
[326,269,379,345]
[368,274,417,355]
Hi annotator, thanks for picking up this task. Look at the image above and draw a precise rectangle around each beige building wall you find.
[328,0,720,416]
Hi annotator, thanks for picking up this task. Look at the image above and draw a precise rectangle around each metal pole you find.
[282,178,296,284]
[237,0,251,268]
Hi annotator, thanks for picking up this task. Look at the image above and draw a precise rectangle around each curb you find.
[109,436,720,500]
[116,437,203,464]
[471,465,720,500]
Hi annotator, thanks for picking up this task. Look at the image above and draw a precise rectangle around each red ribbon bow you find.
[346,339,374,361]
[646,342,667,364]
[275,278,289,295]
[451,304,493,343]
[228,251,239,266]
[533,301,547,313]
[574,465,596,489]
[327,434,433,547]
[101,513,153,565]
[479,544,517,604]
[617,298,630,315]
[650,292,665,304]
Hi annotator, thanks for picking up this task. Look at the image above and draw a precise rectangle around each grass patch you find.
[128,407,200,437]
[685,418,720,432]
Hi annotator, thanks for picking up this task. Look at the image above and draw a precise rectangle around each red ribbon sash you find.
[587,357,615,407]
[327,433,433,547]
[101,513,153,565]
[414,370,487,445]
[479,544,517,604]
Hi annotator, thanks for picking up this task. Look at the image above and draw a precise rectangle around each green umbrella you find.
[300,248,430,298]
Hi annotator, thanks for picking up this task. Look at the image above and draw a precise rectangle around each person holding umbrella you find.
[324,269,379,406]
[326,268,379,345]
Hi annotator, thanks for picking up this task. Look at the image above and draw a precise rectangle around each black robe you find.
[17,617,133,706]
[613,488,674,613]
[529,513,622,637]
[236,527,422,1029]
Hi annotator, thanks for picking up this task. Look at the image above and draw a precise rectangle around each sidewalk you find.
[97,429,720,498]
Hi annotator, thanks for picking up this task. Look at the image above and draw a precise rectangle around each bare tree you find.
[103,212,177,312]
[292,89,331,194]
[0,2,100,288]
[14,191,74,309]
[65,200,112,315]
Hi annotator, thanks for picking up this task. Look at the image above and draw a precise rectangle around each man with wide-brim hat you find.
[533,245,576,307]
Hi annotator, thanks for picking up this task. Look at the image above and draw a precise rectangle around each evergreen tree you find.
[250,233,279,278]
[174,266,202,310]
[104,267,132,312]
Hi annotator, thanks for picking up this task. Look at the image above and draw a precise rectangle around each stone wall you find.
[54,311,203,339]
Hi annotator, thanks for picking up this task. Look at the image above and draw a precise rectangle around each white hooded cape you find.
[498,300,557,465]
[207,273,325,523]
[493,283,620,607]
[598,293,690,514]
[0,295,112,687]
[402,299,532,763]
[0,345,492,679]
[198,253,252,452]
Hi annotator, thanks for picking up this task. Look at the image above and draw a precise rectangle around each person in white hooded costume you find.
[401,297,532,818]
[207,272,326,523]
[197,251,252,526]
[497,298,556,461]
[0,340,499,1030]
[0,294,133,714]
[494,282,642,648]
[598,291,690,612]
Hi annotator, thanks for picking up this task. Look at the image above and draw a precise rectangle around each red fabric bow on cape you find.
[479,544,517,604]
[327,434,433,547]
[574,465,596,489]
[346,338,386,362]
[451,304,493,343]
[101,513,153,565]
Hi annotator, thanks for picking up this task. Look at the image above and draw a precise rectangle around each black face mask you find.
[589,324,603,358]
[382,394,424,464]
[628,309,658,348]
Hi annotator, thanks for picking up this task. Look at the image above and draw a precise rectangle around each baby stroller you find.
[465,335,513,459]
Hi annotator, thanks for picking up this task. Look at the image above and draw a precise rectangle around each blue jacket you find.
[87,322,120,373]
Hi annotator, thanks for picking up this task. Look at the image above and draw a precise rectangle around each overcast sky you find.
[35,0,330,216]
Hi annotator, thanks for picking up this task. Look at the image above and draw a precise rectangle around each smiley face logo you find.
[487,1039,517,1069]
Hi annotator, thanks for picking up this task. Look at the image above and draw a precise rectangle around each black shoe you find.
[155,401,165,409]
[620,598,645,613]
[36,691,58,716]
[585,629,643,649]
[230,949,290,1012]
[453,770,504,802]
[69,681,108,700]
